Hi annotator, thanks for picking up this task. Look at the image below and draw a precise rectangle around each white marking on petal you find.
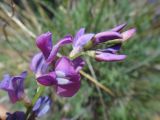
[55,71,66,78]
[57,78,70,85]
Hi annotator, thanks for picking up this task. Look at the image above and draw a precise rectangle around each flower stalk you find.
[32,85,45,105]
[79,70,115,96]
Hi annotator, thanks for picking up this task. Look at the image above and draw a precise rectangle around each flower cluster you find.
[30,33,85,97]
[30,23,135,97]
[0,24,135,119]
[70,23,136,61]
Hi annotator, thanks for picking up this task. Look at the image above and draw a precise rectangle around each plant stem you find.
[79,70,115,96]
[25,85,45,119]
[32,85,45,105]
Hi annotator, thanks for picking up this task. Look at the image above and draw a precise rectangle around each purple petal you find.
[110,23,127,32]
[94,31,122,44]
[8,91,19,103]
[37,72,56,86]
[46,35,72,63]
[56,81,80,97]
[74,33,94,48]
[54,57,81,97]
[70,34,94,57]
[96,52,126,62]
[20,71,27,79]
[72,57,85,72]
[6,111,25,120]
[55,57,77,77]
[121,28,136,41]
[36,32,52,59]
[0,71,27,103]
[10,71,27,103]
[30,53,48,75]
[30,53,43,72]
[14,71,27,96]
[0,74,13,91]
[99,44,122,54]
[73,28,85,47]
[33,96,52,117]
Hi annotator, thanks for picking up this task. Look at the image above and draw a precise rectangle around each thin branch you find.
[80,70,115,96]
[2,0,29,62]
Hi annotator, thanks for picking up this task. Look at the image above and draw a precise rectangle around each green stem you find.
[32,85,45,105]
[25,84,45,119]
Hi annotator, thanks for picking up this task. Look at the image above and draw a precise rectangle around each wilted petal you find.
[121,28,136,41]
[110,23,127,32]
[6,111,25,120]
[94,31,122,44]
[36,32,52,59]
[37,72,56,86]
[73,28,85,47]
[46,35,72,63]
[32,96,52,117]
[96,52,126,62]
[72,57,85,72]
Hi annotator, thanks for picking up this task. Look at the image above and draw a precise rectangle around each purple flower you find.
[0,71,27,103]
[93,31,122,45]
[110,23,127,32]
[92,25,136,62]
[30,32,73,76]
[6,111,25,120]
[70,28,94,57]
[37,57,82,97]
[121,28,136,42]
[36,32,72,63]
[31,32,85,97]
[71,24,125,49]
[94,23,136,44]
[95,51,126,62]
[32,96,51,117]
[70,24,135,58]
[95,44,126,62]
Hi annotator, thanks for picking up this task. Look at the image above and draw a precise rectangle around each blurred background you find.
[0,0,160,120]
